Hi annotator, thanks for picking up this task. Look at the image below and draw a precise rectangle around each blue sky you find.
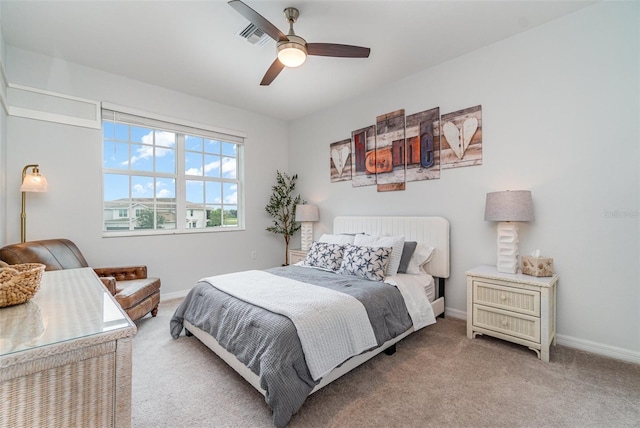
[103,123,238,206]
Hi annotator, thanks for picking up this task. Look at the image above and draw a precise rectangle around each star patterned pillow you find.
[339,244,391,282]
[302,241,344,271]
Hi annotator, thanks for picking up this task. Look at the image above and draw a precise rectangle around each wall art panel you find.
[329,138,352,182]
[375,109,406,192]
[406,106,441,182]
[351,125,376,187]
[441,104,482,169]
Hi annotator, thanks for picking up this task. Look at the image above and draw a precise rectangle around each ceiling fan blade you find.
[260,59,285,86]
[228,0,288,42]
[306,43,371,58]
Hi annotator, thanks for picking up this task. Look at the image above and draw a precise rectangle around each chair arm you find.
[99,276,117,295]
[94,266,148,281]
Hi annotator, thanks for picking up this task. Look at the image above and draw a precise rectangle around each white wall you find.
[288,1,640,360]
[0,11,7,246]
[4,48,291,296]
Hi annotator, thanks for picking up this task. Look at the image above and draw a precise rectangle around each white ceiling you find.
[1,0,595,121]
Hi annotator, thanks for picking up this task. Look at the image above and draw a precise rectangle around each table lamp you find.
[295,204,319,251]
[484,190,534,273]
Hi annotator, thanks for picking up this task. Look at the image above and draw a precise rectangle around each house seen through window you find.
[102,108,244,235]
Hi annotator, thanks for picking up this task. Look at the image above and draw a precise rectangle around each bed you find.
[170,216,450,427]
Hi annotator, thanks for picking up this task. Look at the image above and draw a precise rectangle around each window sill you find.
[102,226,245,238]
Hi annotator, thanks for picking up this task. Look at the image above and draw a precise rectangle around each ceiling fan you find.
[228,0,371,86]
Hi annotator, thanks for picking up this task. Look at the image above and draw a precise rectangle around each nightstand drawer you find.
[474,304,541,343]
[473,281,540,317]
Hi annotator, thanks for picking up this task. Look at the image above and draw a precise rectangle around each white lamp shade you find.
[20,172,49,192]
[296,204,318,252]
[278,46,306,67]
[277,36,307,68]
[295,204,319,222]
[484,190,534,222]
[485,190,533,273]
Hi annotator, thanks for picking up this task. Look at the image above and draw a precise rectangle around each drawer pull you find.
[501,320,508,327]
[500,295,507,301]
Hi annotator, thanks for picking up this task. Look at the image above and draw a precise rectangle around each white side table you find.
[466,265,558,362]
[289,248,308,265]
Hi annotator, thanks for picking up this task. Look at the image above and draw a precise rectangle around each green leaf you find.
[265,171,306,264]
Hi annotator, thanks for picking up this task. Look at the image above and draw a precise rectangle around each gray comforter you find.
[170,265,412,427]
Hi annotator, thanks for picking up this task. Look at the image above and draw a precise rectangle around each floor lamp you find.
[21,164,49,243]
[484,190,534,273]
[295,204,319,251]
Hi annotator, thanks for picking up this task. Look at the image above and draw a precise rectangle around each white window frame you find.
[101,104,246,237]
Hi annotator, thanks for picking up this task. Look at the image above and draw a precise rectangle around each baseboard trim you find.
[556,334,640,364]
[161,289,190,301]
[444,307,467,320]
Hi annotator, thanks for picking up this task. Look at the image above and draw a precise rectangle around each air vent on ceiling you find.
[237,23,272,47]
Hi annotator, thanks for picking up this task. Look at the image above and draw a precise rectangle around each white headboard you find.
[333,216,450,279]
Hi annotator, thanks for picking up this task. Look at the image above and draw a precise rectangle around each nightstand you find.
[466,265,558,362]
[289,249,308,265]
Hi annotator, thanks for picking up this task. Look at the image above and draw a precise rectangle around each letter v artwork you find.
[329,105,482,191]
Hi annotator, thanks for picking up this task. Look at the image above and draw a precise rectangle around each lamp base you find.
[496,222,519,274]
[300,222,313,251]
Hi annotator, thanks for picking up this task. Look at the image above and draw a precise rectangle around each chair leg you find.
[151,305,159,317]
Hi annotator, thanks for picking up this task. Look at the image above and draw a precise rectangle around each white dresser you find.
[0,268,137,427]
[466,265,558,362]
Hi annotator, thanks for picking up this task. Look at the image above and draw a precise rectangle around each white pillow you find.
[318,234,355,245]
[353,234,405,276]
[406,243,435,274]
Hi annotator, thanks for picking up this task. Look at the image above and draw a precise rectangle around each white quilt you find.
[201,270,377,381]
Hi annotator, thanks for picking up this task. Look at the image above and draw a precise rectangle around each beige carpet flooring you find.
[132,298,640,428]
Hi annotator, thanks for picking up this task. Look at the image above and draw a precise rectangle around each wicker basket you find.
[0,263,46,308]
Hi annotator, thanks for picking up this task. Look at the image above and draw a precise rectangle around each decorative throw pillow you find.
[353,234,405,276]
[303,241,344,271]
[339,244,391,282]
[406,243,435,274]
[397,241,418,274]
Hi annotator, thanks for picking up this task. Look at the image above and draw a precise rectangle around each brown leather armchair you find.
[0,238,160,322]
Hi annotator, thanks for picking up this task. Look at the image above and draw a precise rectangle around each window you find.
[102,107,244,235]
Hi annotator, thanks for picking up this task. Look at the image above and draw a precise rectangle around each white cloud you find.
[153,131,175,148]
[221,158,236,176]
[186,158,223,177]
[224,184,238,204]
[205,159,221,175]
[124,131,176,166]
[133,183,148,195]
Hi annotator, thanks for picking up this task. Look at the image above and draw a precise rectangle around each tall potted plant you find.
[265,171,302,265]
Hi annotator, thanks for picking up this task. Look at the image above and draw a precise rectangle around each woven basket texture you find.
[0,263,46,308]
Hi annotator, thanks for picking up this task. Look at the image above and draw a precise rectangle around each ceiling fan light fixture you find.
[228,1,371,85]
[277,38,307,68]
